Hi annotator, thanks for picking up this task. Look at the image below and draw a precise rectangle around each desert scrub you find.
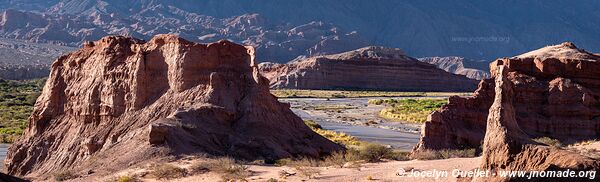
[370,98,447,123]
[533,137,562,147]
[190,157,251,181]
[150,164,187,180]
[117,175,137,182]
[53,171,77,181]
[0,78,45,143]
[411,148,477,160]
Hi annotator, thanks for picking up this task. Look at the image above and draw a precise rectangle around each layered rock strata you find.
[476,65,600,181]
[5,35,342,177]
[259,46,478,92]
[414,42,600,151]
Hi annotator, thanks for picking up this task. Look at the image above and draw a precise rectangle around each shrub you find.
[54,171,77,181]
[358,143,393,162]
[533,137,562,147]
[150,164,187,180]
[295,166,320,179]
[117,175,136,182]
[190,157,250,181]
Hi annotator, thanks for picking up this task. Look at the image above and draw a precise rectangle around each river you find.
[279,97,433,151]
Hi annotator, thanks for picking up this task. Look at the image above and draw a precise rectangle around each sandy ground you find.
[87,157,481,182]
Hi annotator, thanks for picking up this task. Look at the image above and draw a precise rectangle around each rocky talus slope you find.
[475,66,600,181]
[4,35,341,177]
[414,42,600,152]
[259,46,478,91]
[418,56,490,80]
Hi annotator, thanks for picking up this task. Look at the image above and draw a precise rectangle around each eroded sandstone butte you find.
[5,35,342,177]
[259,46,478,92]
[476,65,599,181]
[414,42,600,152]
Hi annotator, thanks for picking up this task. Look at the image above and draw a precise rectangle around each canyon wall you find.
[5,35,342,177]
[414,42,600,151]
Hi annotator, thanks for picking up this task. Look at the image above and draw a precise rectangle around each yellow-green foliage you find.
[272,89,470,98]
[370,98,447,123]
[0,78,45,143]
[303,120,360,146]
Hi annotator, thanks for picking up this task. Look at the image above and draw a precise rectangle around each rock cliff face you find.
[4,35,341,177]
[477,65,600,181]
[414,42,600,152]
[259,46,479,92]
[418,56,490,80]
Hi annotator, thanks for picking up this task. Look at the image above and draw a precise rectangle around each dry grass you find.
[533,137,562,147]
[294,166,320,179]
[150,164,187,180]
[190,157,251,181]
[53,171,77,181]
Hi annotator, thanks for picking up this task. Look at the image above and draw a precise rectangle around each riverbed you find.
[279,97,438,151]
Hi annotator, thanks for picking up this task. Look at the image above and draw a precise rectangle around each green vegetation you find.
[369,98,448,123]
[272,89,470,98]
[0,78,45,143]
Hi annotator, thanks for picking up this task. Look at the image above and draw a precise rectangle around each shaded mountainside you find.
[5,35,341,177]
[0,38,74,79]
[414,42,600,152]
[418,56,490,80]
[259,46,479,92]
[1,0,600,61]
[0,9,368,63]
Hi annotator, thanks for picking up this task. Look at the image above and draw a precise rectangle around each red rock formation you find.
[414,42,600,152]
[259,46,479,92]
[476,65,600,181]
[4,35,342,177]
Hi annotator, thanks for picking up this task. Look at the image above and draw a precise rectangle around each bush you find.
[118,175,136,182]
[54,171,77,181]
[150,164,187,180]
[295,166,320,179]
[358,143,393,162]
[190,157,251,181]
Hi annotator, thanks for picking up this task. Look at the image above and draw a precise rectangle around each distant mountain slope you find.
[259,46,478,91]
[418,57,490,80]
[1,0,600,62]
[0,38,74,79]
[0,9,368,63]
